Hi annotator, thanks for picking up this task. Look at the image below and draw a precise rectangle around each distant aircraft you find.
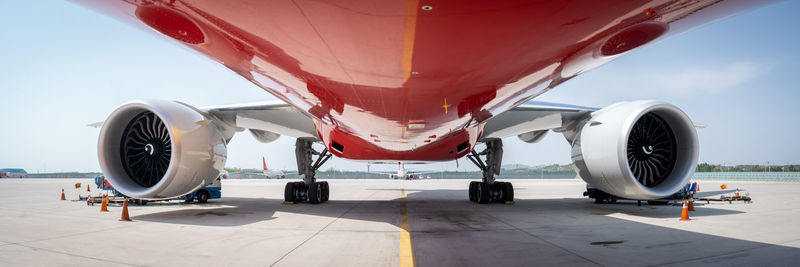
[0,168,27,178]
[263,157,286,179]
[370,162,437,180]
[82,1,774,204]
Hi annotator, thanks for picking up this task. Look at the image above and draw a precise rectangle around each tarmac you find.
[0,178,798,266]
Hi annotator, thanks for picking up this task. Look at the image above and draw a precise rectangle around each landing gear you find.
[466,138,513,204]
[284,138,331,204]
[588,189,617,204]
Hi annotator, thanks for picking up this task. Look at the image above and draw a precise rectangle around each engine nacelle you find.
[571,100,698,199]
[97,100,227,199]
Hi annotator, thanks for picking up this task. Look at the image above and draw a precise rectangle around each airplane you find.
[369,162,437,180]
[0,168,27,178]
[262,157,287,179]
[76,0,776,204]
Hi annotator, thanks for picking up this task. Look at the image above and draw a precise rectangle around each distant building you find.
[0,168,27,178]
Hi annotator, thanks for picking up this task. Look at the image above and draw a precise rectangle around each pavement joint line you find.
[5,242,142,266]
[268,192,371,267]
[478,209,606,267]
[647,238,800,267]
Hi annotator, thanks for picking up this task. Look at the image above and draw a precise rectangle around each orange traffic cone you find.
[119,199,131,221]
[735,189,740,197]
[87,184,91,193]
[680,200,691,221]
[60,189,66,200]
[100,196,109,212]
[688,195,695,211]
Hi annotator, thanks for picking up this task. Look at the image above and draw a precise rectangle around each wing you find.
[202,101,319,143]
[203,100,597,146]
[481,101,597,143]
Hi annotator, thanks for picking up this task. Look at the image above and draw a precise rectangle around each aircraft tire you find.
[469,181,478,202]
[321,181,329,202]
[284,182,297,202]
[502,182,514,202]
[477,182,490,204]
[309,182,323,204]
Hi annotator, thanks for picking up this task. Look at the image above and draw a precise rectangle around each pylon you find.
[87,184,90,193]
[680,200,691,221]
[100,196,109,212]
[735,189,740,197]
[688,195,695,211]
[119,199,131,221]
[60,189,66,200]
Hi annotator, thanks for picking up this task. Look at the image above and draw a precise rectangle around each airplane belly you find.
[71,0,771,159]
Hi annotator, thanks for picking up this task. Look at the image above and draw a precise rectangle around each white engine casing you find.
[571,100,698,199]
[97,99,227,199]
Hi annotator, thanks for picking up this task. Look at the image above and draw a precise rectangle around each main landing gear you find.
[466,138,514,204]
[284,138,331,204]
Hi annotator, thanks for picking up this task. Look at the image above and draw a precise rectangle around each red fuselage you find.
[75,0,765,161]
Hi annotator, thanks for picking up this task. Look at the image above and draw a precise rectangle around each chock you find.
[283,201,295,205]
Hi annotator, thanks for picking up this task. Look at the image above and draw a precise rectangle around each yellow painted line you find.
[401,0,420,82]
[399,183,415,267]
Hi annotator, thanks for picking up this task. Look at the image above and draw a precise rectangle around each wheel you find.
[294,182,305,201]
[647,200,669,205]
[185,194,194,203]
[607,197,617,204]
[140,200,148,206]
[284,182,297,202]
[593,191,610,204]
[197,191,210,203]
[477,182,490,204]
[502,182,514,202]
[490,182,501,202]
[308,182,322,204]
[320,181,329,202]
[468,181,478,202]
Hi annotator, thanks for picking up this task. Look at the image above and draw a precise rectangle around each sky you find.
[1,1,799,173]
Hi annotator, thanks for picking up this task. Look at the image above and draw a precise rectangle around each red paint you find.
[72,0,770,161]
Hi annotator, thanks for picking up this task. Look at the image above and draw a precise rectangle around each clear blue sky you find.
[1,1,798,173]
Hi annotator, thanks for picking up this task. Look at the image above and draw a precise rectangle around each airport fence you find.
[692,172,800,182]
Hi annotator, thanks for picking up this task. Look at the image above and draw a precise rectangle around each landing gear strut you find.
[466,138,513,204]
[284,138,331,204]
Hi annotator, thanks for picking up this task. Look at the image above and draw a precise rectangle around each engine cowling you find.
[571,100,698,199]
[97,100,227,199]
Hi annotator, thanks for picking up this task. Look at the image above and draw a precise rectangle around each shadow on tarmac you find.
[129,188,800,266]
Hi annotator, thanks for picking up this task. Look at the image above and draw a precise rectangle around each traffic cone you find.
[87,184,90,193]
[735,189,740,197]
[680,200,691,221]
[119,199,131,221]
[688,195,695,211]
[100,196,109,212]
[60,189,66,200]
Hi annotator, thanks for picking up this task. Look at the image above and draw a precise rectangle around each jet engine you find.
[570,100,698,199]
[97,100,227,199]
